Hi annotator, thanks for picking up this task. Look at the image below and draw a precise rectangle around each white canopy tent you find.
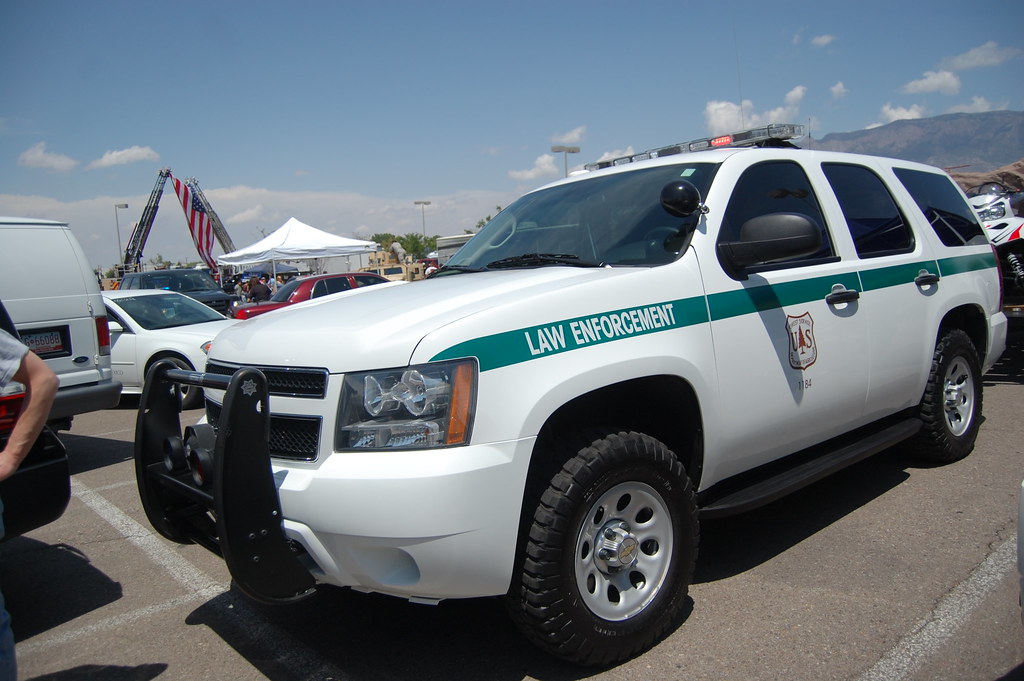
[217,218,376,273]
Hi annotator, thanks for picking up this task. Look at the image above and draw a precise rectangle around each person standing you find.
[0,322,58,681]
[249,276,272,303]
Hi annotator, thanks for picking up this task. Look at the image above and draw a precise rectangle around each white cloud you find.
[226,203,272,224]
[592,146,636,164]
[901,70,960,95]
[508,154,559,182]
[552,126,587,145]
[0,184,518,270]
[86,145,160,170]
[830,81,848,99]
[946,96,1007,114]
[880,103,927,123]
[944,41,1022,71]
[811,34,835,47]
[704,85,807,136]
[18,142,78,172]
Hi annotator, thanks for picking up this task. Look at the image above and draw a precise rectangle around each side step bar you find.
[134,359,316,603]
[698,418,922,519]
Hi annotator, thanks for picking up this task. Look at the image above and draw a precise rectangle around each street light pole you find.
[414,200,431,236]
[114,203,129,266]
[551,145,580,177]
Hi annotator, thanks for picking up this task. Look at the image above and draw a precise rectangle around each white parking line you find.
[56,478,355,680]
[856,537,1017,681]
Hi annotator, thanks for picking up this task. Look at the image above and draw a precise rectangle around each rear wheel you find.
[507,431,698,666]
[913,329,982,463]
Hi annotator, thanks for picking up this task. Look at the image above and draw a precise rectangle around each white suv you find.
[134,124,1007,665]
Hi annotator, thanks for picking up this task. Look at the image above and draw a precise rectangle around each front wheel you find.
[151,356,202,410]
[508,431,698,666]
[912,329,983,463]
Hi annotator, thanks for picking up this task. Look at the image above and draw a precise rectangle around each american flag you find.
[171,174,217,270]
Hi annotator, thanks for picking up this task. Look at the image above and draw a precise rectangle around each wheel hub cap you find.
[595,521,640,573]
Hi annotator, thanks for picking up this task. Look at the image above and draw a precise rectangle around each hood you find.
[154,319,237,343]
[209,269,638,372]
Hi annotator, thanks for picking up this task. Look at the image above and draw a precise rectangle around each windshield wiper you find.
[432,264,486,277]
[486,253,604,269]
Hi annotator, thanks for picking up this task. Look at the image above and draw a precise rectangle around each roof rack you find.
[583,123,806,171]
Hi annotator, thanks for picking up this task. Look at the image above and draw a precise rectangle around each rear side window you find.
[719,160,834,267]
[892,168,986,247]
[324,277,352,295]
[822,163,914,257]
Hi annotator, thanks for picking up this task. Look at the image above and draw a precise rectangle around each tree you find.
[396,233,437,259]
[370,233,396,251]
[472,205,503,232]
[148,254,170,269]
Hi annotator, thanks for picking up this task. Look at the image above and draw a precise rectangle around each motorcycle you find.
[968,181,1024,309]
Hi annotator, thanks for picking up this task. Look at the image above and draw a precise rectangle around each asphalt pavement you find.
[2,331,1023,681]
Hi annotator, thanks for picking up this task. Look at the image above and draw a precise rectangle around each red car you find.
[233,272,389,320]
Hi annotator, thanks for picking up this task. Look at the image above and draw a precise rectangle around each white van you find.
[0,217,121,427]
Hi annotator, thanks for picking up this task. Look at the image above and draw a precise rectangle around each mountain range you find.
[804,110,1024,174]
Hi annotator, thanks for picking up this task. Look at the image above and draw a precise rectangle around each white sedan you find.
[103,290,238,409]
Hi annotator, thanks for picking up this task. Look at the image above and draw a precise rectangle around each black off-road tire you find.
[507,431,698,666]
[912,328,983,463]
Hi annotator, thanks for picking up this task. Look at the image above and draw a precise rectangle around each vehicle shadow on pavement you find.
[695,451,912,583]
[1,537,122,641]
[60,433,135,475]
[186,586,605,681]
[21,663,167,681]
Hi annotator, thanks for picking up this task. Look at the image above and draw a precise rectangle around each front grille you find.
[206,361,328,398]
[204,299,231,314]
[206,401,322,461]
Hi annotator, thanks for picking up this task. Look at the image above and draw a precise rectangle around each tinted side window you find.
[892,168,986,247]
[311,280,328,298]
[719,160,834,266]
[324,277,352,295]
[822,163,914,257]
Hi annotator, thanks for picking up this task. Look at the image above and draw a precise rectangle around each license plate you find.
[22,329,65,354]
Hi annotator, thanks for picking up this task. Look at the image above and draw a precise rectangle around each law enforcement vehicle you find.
[134,124,1008,666]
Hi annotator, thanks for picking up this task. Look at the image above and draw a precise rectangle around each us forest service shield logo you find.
[786,312,817,370]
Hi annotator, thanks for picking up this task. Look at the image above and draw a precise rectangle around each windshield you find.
[446,163,717,271]
[112,293,226,330]
[271,277,302,302]
[139,270,220,293]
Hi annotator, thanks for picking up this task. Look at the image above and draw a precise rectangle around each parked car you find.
[119,269,239,315]
[0,216,121,430]
[232,272,389,319]
[103,290,237,409]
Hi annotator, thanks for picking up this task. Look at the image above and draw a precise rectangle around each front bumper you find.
[134,360,533,603]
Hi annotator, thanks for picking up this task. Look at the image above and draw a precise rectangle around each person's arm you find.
[0,351,58,481]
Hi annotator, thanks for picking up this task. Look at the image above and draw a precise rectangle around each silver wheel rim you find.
[943,355,975,437]
[573,480,674,621]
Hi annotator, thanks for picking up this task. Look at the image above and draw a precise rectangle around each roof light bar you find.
[584,123,805,171]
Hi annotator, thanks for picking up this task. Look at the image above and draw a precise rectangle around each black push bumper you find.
[134,359,315,603]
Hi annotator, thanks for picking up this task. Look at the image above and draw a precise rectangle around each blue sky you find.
[2,0,1021,271]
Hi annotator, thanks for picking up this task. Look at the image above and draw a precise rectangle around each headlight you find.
[336,359,476,450]
[976,202,1006,221]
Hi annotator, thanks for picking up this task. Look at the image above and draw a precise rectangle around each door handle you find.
[915,270,940,287]
[826,284,860,305]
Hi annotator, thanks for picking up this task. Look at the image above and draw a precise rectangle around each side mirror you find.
[717,213,822,269]
[660,181,704,217]
[108,321,124,334]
